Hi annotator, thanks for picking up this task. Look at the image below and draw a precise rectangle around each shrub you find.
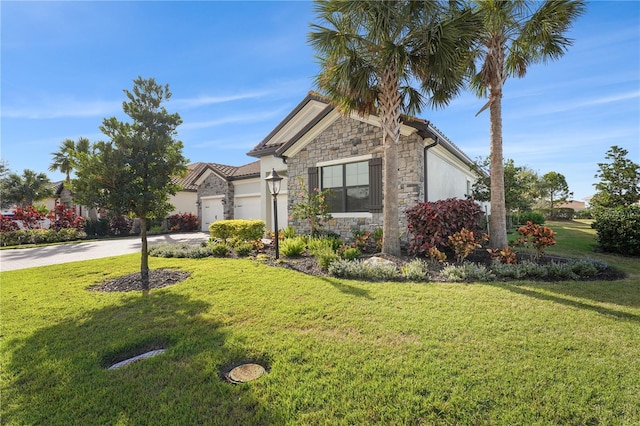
[0,215,20,232]
[591,205,640,256]
[12,206,47,230]
[281,226,297,239]
[109,216,133,236]
[428,247,447,263]
[315,247,340,270]
[328,259,399,281]
[234,241,254,257]
[441,262,494,282]
[448,228,482,263]
[48,205,85,231]
[513,211,545,225]
[0,230,29,246]
[338,246,361,260]
[57,228,85,242]
[84,218,110,236]
[401,259,428,281]
[209,220,265,241]
[487,247,517,264]
[167,213,199,232]
[546,261,578,280]
[407,198,484,255]
[514,221,556,259]
[210,241,231,257]
[149,243,211,259]
[280,237,306,257]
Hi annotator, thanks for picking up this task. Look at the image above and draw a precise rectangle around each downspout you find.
[423,137,438,202]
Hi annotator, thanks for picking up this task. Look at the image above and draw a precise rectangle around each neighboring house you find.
[171,161,262,231]
[247,92,484,241]
[42,182,92,218]
[556,200,586,211]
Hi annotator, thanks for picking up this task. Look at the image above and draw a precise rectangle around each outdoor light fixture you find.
[265,168,283,259]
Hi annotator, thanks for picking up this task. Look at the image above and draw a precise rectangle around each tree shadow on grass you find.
[3,291,283,425]
[319,276,374,299]
[489,282,640,322]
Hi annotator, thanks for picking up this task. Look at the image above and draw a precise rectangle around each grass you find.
[1,221,639,424]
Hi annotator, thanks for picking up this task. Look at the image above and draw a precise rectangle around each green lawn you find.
[1,221,639,425]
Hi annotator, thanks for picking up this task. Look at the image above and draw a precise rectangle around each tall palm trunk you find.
[489,87,508,248]
[378,66,402,256]
[487,34,508,249]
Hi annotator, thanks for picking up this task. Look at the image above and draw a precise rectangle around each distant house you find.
[556,200,586,211]
[247,92,485,241]
[42,181,92,218]
[170,161,262,231]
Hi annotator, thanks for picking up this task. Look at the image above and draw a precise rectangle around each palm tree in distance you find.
[6,169,54,207]
[470,0,586,249]
[49,137,90,184]
[309,0,479,256]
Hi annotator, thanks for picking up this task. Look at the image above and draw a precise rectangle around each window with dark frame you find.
[321,161,369,213]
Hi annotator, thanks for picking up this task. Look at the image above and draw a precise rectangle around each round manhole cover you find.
[228,363,266,383]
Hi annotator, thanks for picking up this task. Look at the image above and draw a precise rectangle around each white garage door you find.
[234,195,261,221]
[201,197,225,231]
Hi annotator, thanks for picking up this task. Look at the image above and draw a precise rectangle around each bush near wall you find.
[591,205,640,256]
[406,198,484,256]
[167,213,199,232]
[209,219,265,241]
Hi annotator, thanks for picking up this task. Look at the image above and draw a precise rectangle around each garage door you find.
[234,195,261,221]
[201,197,224,231]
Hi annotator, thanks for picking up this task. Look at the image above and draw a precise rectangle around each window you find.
[321,161,369,213]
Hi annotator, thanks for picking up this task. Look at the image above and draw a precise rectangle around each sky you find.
[1,1,638,202]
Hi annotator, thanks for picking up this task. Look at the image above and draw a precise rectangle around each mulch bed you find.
[87,247,625,293]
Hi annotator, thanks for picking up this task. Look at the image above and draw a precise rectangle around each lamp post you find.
[265,168,283,259]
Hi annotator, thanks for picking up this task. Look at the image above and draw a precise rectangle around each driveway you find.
[0,232,210,272]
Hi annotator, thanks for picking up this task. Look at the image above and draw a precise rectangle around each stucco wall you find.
[168,191,197,215]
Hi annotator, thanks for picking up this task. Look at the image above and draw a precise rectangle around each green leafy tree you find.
[73,77,188,290]
[470,157,539,213]
[0,161,11,210]
[3,169,54,208]
[470,0,586,248]
[309,0,479,256]
[591,145,640,209]
[539,171,572,210]
[49,137,90,184]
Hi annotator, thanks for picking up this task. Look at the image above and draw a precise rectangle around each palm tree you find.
[309,0,479,256]
[6,169,54,207]
[470,0,585,248]
[49,137,90,183]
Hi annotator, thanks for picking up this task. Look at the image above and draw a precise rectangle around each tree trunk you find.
[139,215,150,291]
[379,66,402,257]
[489,86,508,249]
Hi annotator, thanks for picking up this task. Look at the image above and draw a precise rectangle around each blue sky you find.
[1,1,638,202]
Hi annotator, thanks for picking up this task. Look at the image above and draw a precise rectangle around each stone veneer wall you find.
[197,173,234,220]
[287,115,425,243]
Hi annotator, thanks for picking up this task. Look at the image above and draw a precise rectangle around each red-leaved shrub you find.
[407,198,484,256]
[167,213,199,232]
[48,205,85,231]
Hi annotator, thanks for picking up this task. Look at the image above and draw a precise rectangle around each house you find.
[246,92,484,241]
[42,181,93,218]
[170,161,263,231]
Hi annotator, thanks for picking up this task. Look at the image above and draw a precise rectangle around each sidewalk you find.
[0,232,210,272]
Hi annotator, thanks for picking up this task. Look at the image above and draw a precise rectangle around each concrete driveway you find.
[0,232,210,272]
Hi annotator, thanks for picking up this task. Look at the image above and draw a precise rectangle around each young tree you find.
[4,169,54,208]
[591,145,640,209]
[73,77,188,290]
[470,157,540,213]
[470,0,585,248]
[49,137,90,184]
[309,0,479,256]
[539,171,572,210]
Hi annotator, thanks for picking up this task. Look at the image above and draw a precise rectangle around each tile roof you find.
[173,160,261,191]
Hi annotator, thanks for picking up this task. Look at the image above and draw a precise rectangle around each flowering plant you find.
[290,177,332,236]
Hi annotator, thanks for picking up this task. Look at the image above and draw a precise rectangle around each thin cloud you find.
[2,99,122,119]
[172,90,274,109]
[181,107,290,130]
